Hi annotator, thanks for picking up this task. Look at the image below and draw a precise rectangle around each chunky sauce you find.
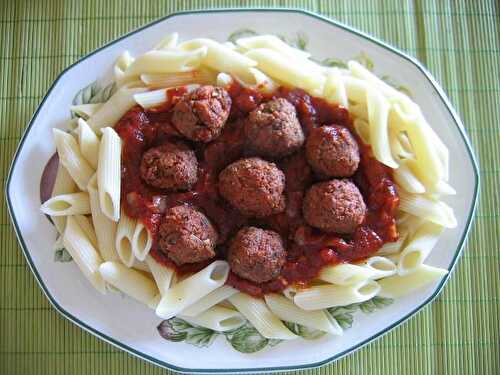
[115,83,399,297]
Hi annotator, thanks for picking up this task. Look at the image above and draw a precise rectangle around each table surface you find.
[1,1,498,374]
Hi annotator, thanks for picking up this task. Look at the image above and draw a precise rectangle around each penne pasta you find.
[70,103,103,120]
[99,261,158,306]
[378,264,448,298]
[154,32,179,50]
[133,89,167,109]
[87,86,147,131]
[76,118,100,169]
[131,222,153,261]
[87,174,118,262]
[397,222,444,275]
[319,263,375,286]
[145,255,174,296]
[50,163,77,233]
[132,258,151,273]
[73,214,98,249]
[393,160,426,194]
[233,67,278,94]
[323,68,348,107]
[181,285,238,317]
[97,127,121,222]
[229,293,297,340]
[156,261,230,320]
[265,293,342,335]
[180,306,245,332]
[342,76,368,103]
[399,191,457,228]
[294,280,381,310]
[245,48,325,95]
[114,50,135,82]
[353,118,371,144]
[53,129,94,190]
[236,35,311,60]
[41,192,90,216]
[63,216,106,294]
[359,256,397,280]
[178,38,257,82]
[115,208,136,267]
[376,234,407,255]
[140,68,216,89]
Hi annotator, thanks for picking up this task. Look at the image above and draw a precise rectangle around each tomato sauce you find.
[114,83,399,298]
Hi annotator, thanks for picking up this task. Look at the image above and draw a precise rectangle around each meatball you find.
[305,125,360,178]
[140,142,198,191]
[218,158,286,217]
[303,179,366,234]
[228,227,286,283]
[157,205,218,265]
[172,85,231,142]
[244,98,305,158]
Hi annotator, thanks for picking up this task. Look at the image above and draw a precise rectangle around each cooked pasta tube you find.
[155,261,230,320]
[180,306,245,332]
[236,35,311,60]
[181,285,238,317]
[323,68,348,107]
[140,68,216,89]
[378,264,448,298]
[399,191,457,228]
[97,127,121,222]
[63,216,105,294]
[50,163,77,233]
[70,103,102,120]
[265,293,342,335]
[154,32,179,50]
[76,118,99,169]
[115,208,136,267]
[359,256,397,280]
[318,263,376,286]
[53,129,94,190]
[73,215,98,249]
[229,293,297,340]
[144,255,174,296]
[294,280,381,310]
[41,192,90,216]
[131,222,153,261]
[99,261,158,306]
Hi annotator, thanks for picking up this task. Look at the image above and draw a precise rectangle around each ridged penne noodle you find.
[87,174,118,262]
[359,256,397,280]
[397,222,444,275]
[265,293,342,335]
[114,51,135,82]
[115,208,136,267]
[134,89,167,109]
[132,258,151,273]
[124,48,208,77]
[393,160,426,194]
[99,261,158,306]
[87,87,147,131]
[178,38,257,82]
[70,103,102,120]
[145,255,174,296]
[131,222,153,261]
[376,234,407,255]
[236,35,311,60]
[140,68,216,89]
[323,68,348,107]
[353,118,371,144]
[180,306,245,332]
[229,293,297,340]
[97,127,121,222]
[156,261,229,320]
[399,191,457,228]
[76,118,99,169]
[427,180,456,196]
[50,163,77,233]
[378,264,448,298]
[181,285,238,317]
[349,102,368,121]
[154,32,179,50]
[233,67,277,94]
[245,48,325,95]
[294,280,381,310]
[342,76,367,103]
[318,263,375,285]
[63,216,106,294]
[73,214,98,249]
[53,129,94,190]
[41,192,90,216]
[366,85,398,168]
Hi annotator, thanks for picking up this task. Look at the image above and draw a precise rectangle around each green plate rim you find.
[5,8,480,374]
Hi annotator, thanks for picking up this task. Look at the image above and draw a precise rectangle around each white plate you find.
[5,9,479,374]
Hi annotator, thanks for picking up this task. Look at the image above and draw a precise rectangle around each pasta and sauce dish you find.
[41,33,457,348]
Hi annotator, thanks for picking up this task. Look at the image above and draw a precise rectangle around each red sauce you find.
[115,83,399,298]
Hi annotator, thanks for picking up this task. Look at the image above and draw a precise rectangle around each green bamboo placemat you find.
[1,1,498,374]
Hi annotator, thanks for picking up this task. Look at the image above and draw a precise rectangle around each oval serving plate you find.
[5,9,479,373]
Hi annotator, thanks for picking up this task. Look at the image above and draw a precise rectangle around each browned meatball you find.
[218,158,286,217]
[244,98,305,158]
[303,179,366,234]
[228,227,286,283]
[140,142,198,191]
[305,125,360,178]
[171,85,231,142]
[157,205,218,265]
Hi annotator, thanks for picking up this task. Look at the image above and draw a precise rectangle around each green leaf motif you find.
[283,321,326,340]
[321,57,348,69]
[157,319,188,342]
[72,81,100,106]
[227,29,258,44]
[371,296,394,309]
[54,247,72,262]
[354,51,374,71]
[90,82,116,104]
[225,323,269,353]
[295,32,308,51]
[381,75,413,98]
[185,326,219,347]
[157,318,219,347]
[331,312,354,330]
